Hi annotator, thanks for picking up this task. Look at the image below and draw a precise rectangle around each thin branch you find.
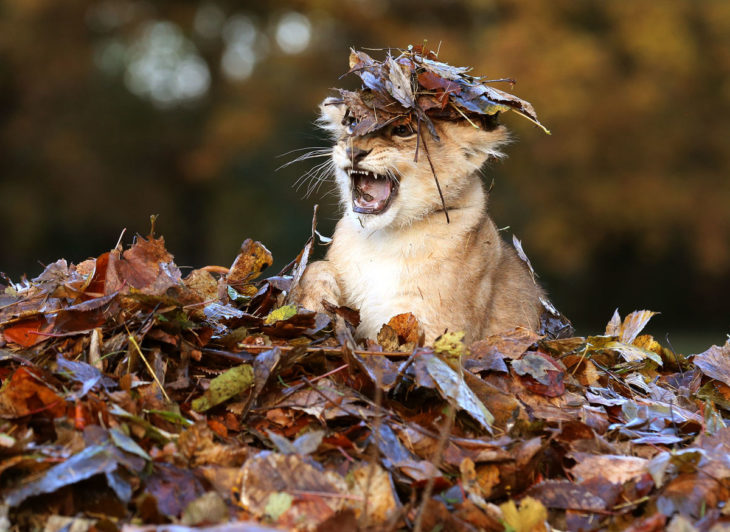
[421,134,450,224]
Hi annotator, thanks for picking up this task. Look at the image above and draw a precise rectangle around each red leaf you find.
[2,316,51,347]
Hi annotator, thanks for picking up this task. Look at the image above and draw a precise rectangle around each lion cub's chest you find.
[333,229,439,338]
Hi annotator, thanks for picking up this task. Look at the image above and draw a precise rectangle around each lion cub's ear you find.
[317,97,347,138]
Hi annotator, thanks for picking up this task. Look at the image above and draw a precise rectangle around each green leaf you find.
[192,364,254,412]
[227,285,251,304]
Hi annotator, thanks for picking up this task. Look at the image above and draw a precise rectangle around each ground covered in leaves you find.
[1,228,730,532]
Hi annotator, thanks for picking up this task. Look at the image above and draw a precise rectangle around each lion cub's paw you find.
[291,260,341,312]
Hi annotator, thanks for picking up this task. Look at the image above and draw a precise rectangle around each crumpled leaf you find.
[104,235,182,296]
[347,464,398,527]
[385,312,422,346]
[226,239,273,288]
[588,335,663,365]
[692,340,730,387]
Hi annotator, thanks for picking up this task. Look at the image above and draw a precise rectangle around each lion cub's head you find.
[319,97,509,230]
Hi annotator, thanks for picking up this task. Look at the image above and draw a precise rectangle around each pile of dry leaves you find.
[1,222,730,532]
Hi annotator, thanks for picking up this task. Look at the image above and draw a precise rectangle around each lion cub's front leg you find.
[291,260,342,312]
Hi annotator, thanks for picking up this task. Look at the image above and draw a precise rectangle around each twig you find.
[412,403,455,532]
[230,344,414,358]
[288,489,363,501]
[127,330,171,403]
[420,134,450,224]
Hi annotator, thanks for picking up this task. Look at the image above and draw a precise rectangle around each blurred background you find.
[1,0,728,351]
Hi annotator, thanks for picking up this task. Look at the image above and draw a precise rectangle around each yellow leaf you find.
[500,497,548,532]
[264,304,297,325]
[434,331,466,357]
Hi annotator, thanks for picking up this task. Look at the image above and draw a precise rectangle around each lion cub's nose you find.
[345,147,371,165]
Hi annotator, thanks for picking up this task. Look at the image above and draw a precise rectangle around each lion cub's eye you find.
[391,124,415,138]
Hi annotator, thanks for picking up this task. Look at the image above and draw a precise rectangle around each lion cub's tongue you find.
[353,173,392,213]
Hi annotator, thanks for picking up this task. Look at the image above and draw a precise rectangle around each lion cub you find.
[292,98,543,343]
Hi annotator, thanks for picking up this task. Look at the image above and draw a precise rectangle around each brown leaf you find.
[512,351,565,397]
[145,463,208,518]
[321,300,360,327]
[570,454,648,484]
[525,479,607,512]
[607,310,659,344]
[240,452,347,525]
[386,312,422,345]
[692,340,730,387]
[471,327,541,360]
[226,239,273,287]
[105,235,181,296]
[0,366,65,418]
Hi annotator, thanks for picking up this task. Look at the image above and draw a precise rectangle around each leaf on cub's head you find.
[340,45,550,136]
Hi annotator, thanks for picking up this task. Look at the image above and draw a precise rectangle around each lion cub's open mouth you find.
[349,168,398,215]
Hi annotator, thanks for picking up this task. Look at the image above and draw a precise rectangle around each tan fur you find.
[292,98,544,343]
